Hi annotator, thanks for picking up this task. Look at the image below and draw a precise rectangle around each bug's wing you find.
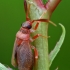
[11,38,18,67]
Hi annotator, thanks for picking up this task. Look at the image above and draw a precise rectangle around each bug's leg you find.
[30,10,56,26]
[16,38,23,46]
[30,22,39,33]
[34,48,38,59]
[30,28,35,33]
[32,34,49,40]
[34,11,48,30]
[33,11,47,30]
[30,34,49,42]
[24,0,30,20]
[31,46,38,59]
[30,23,39,34]
[31,46,38,69]
[31,19,56,26]
[34,22,39,30]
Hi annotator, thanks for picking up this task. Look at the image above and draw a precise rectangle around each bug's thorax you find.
[16,27,30,41]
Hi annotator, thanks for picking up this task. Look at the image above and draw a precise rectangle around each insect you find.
[11,0,56,70]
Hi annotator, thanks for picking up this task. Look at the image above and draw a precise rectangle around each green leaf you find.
[0,63,13,70]
[0,63,8,70]
[49,23,66,67]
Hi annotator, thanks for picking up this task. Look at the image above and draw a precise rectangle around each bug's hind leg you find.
[31,46,38,70]
[31,46,38,64]
[32,46,38,59]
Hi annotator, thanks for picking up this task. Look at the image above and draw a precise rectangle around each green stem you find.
[27,2,49,70]
[29,3,49,70]
[26,0,61,70]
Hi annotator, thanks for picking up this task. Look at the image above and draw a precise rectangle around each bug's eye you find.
[26,25,32,29]
[21,21,32,29]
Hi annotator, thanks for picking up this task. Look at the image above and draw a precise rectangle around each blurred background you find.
[0,0,69,70]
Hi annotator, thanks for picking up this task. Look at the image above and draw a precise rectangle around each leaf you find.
[49,23,66,67]
[0,63,8,70]
[0,63,13,70]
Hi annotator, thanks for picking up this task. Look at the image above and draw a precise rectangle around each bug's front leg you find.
[31,19,56,26]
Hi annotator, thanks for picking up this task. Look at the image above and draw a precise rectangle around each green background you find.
[0,0,69,70]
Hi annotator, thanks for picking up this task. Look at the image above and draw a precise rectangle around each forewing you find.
[11,38,18,67]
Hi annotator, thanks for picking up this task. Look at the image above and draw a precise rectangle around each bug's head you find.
[21,21,32,29]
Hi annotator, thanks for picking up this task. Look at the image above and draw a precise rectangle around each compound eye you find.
[26,25,32,29]
[21,21,32,29]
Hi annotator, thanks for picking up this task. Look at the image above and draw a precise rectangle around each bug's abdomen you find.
[16,41,34,70]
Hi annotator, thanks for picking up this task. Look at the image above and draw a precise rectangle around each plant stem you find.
[29,5,49,70]
[29,4,49,70]
[26,0,61,70]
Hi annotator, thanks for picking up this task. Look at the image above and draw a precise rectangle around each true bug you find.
[11,0,56,70]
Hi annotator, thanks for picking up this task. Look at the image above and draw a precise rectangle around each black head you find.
[21,21,32,29]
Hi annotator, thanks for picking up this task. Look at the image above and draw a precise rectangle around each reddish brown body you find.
[17,29,34,70]
[11,26,35,70]
[16,41,33,70]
